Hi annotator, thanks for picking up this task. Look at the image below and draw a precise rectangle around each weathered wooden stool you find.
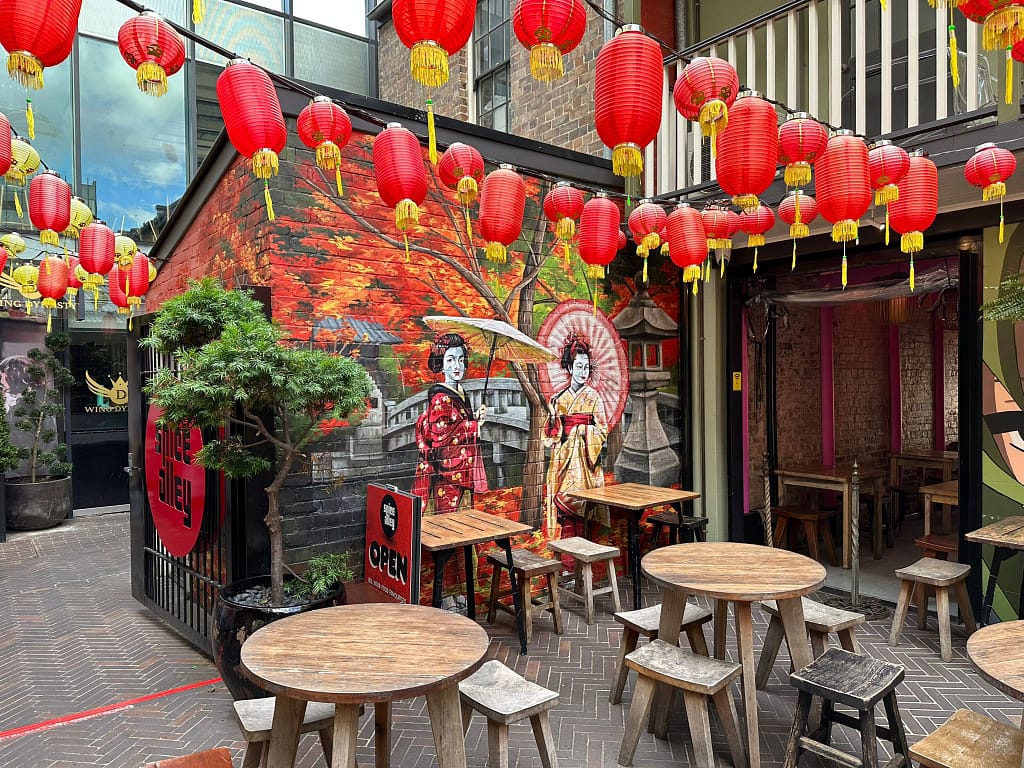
[486,548,563,641]
[232,697,335,768]
[609,602,713,704]
[783,647,910,768]
[889,557,976,662]
[144,748,235,768]
[618,639,746,768]
[646,510,708,547]
[755,597,865,690]
[774,506,839,566]
[546,536,621,625]
[910,709,1024,768]
[913,534,958,560]
[459,660,559,768]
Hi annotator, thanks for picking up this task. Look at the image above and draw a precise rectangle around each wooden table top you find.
[775,464,885,482]
[888,450,958,462]
[966,517,1024,551]
[641,542,826,602]
[240,604,489,703]
[419,509,532,552]
[967,620,1024,702]
[564,482,700,511]
[919,480,959,501]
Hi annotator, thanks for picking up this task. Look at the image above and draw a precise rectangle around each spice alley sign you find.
[145,404,206,557]
[364,483,421,604]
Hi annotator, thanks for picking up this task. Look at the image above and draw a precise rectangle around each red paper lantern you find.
[37,254,68,331]
[297,96,352,196]
[778,113,828,188]
[739,203,775,273]
[627,200,667,254]
[0,244,8,276]
[79,220,115,276]
[778,190,819,271]
[438,142,484,205]
[478,164,527,264]
[217,58,286,219]
[665,203,708,290]
[960,0,1024,49]
[124,253,151,306]
[716,92,780,211]
[29,170,71,246]
[815,130,871,285]
[889,151,938,289]
[108,264,130,316]
[544,181,584,263]
[0,0,82,89]
[701,205,740,250]
[0,111,11,178]
[117,12,186,98]
[578,193,620,280]
[66,255,83,294]
[965,141,1017,242]
[512,0,587,82]
[673,57,739,153]
[594,26,663,178]
[373,122,428,255]
[867,140,910,206]
[391,0,476,87]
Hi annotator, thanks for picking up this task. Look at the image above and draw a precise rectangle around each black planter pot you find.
[5,476,72,531]
[212,575,347,700]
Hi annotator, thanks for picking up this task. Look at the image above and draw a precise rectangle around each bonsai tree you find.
[142,279,372,605]
[12,332,74,482]
[982,273,1024,321]
[0,402,21,477]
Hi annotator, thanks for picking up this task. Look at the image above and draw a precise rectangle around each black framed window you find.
[474,0,510,132]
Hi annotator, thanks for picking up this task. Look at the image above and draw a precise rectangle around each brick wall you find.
[774,281,823,468]
[944,326,959,444]
[833,302,889,467]
[377,22,471,123]
[899,311,933,451]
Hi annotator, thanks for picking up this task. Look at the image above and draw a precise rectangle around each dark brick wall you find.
[899,311,933,451]
[944,326,959,444]
[832,302,889,467]
[377,22,471,123]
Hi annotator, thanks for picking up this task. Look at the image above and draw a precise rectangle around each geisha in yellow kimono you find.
[543,332,608,533]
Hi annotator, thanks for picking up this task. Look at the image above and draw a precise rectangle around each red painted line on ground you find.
[0,677,222,742]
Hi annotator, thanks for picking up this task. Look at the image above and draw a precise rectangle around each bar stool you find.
[889,557,976,662]
[232,697,335,768]
[774,506,839,566]
[486,548,563,641]
[546,536,621,625]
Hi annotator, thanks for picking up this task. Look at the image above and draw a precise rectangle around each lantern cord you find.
[25,100,34,140]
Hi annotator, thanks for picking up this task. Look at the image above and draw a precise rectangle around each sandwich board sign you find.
[364,484,421,604]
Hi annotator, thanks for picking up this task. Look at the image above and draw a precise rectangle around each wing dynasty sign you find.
[364,483,421,603]
[145,404,206,557]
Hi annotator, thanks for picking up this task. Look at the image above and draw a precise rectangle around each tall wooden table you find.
[240,604,489,768]
[967,620,1024,766]
[775,464,886,567]
[920,480,959,537]
[563,483,701,609]
[419,508,532,654]
[642,542,826,768]
[965,516,1024,623]
[888,449,957,487]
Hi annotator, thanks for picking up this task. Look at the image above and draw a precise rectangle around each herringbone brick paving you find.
[1,512,1020,767]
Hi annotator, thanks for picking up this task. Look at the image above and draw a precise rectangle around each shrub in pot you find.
[141,279,372,698]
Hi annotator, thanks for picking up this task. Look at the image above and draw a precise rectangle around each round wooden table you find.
[240,603,490,768]
[968,620,1024,703]
[642,542,827,768]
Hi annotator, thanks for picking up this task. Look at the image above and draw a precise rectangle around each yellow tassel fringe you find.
[25,99,34,139]
[395,199,420,231]
[427,99,437,165]
[748,234,765,248]
[457,176,478,206]
[642,232,660,251]
[585,264,604,280]
[984,8,1024,51]
[683,265,701,283]
[984,181,1007,201]
[784,163,811,187]
[40,229,58,246]
[831,219,858,243]
[485,242,507,264]
[612,144,643,178]
[316,141,341,170]
[7,51,43,90]
[530,43,564,82]
[949,26,960,89]
[790,222,809,238]
[252,150,279,179]
[901,231,923,254]
[411,41,450,88]
[699,101,728,156]
[556,218,575,241]
[137,61,169,97]
[875,185,898,206]
[733,194,759,212]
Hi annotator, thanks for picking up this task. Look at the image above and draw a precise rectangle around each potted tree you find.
[142,279,372,698]
[6,332,74,531]
[0,396,23,539]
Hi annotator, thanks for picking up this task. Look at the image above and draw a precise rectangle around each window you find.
[293,0,367,36]
[474,0,510,131]
[196,0,285,71]
[79,0,185,39]
[294,22,371,94]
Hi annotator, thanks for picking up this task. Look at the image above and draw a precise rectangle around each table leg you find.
[263,696,306,768]
[462,545,476,621]
[425,683,468,768]
[734,601,761,768]
[873,478,883,560]
[924,493,933,537]
[329,703,361,768]
[981,547,1013,625]
[842,487,852,569]
[651,589,688,737]
[713,600,729,660]
[431,550,455,608]
[775,597,812,671]
[495,536,528,655]
[627,508,642,609]
[375,702,391,768]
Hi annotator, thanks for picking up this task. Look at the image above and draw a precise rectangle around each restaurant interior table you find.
[419,508,532,654]
[967,619,1024,765]
[889,449,957,488]
[965,516,1024,623]
[563,483,701,609]
[919,479,959,537]
[642,542,826,768]
[240,603,489,768]
[775,463,885,567]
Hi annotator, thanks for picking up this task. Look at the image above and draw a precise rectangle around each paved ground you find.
[1,511,1020,767]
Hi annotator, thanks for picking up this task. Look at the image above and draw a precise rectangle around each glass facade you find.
[474,0,510,132]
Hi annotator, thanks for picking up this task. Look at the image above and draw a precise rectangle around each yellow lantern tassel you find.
[464,208,473,242]
[485,242,508,263]
[885,207,890,245]
[252,150,279,179]
[25,99,34,139]
[426,98,437,165]
[832,219,858,242]
[555,218,575,241]
[1000,198,1006,243]
[395,199,419,231]
[563,241,570,266]
[784,163,812,187]
[593,291,598,315]
[910,255,916,291]
[7,51,43,89]
[46,307,52,332]
[264,181,275,222]
[193,0,205,24]
[841,248,848,288]
[410,42,450,87]
[874,185,899,205]
[733,194,759,211]
[753,247,759,273]
[14,191,22,219]
[949,23,960,90]
[40,229,58,246]
[335,168,344,197]
[642,254,648,284]
[1007,48,1014,105]
[403,233,410,262]
[691,280,699,295]
[720,258,725,278]
[530,43,563,82]
[792,240,797,270]
[611,144,643,177]
[699,101,728,157]
[880,0,887,9]
[136,61,169,97]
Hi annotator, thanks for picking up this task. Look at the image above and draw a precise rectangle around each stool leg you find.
[618,674,657,766]
[610,627,641,705]
[783,690,813,768]
[936,586,953,662]
[546,572,564,635]
[837,627,860,653]
[461,704,473,736]
[810,629,829,659]
[529,712,558,768]
[684,622,710,657]
[650,522,664,548]
[774,517,789,550]
[582,563,595,625]
[713,600,729,660]
[374,701,390,768]
[755,615,784,690]
[889,579,914,647]
[802,518,822,562]
[882,692,911,764]
[954,579,978,635]
[711,686,748,768]
[605,559,622,614]
[820,520,839,567]
[916,583,930,631]
[487,564,504,624]
[317,725,334,768]
[682,690,714,768]
[520,574,534,642]
[859,706,879,768]
[240,743,262,768]
[487,721,510,768]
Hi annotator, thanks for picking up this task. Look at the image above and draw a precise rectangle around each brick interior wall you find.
[833,302,889,467]
[899,311,933,451]
[774,284,823,468]
[944,326,959,445]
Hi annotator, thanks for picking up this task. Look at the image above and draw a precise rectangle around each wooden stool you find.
[755,597,865,689]
[646,511,708,547]
[889,558,976,662]
[910,709,1024,768]
[232,697,335,768]
[546,537,621,625]
[914,534,958,560]
[144,749,235,768]
[486,548,563,641]
[459,660,559,768]
[609,602,713,704]
[774,506,839,566]
[618,639,746,768]
[783,647,910,768]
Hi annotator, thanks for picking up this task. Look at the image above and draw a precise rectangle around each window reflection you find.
[293,0,367,36]
[294,23,370,94]
[79,0,185,39]
[197,0,285,71]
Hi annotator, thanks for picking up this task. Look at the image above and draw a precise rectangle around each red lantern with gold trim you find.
[779,113,827,188]
[965,141,1017,242]
[79,220,114,276]
[628,200,665,283]
[478,164,527,264]
[868,140,910,245]
[960,0,1024,50]
[594,25,663,179]
[37,254,68,331]
[544,181,584,264]
[889,151,938,290]
[297,96,352,196]
[117,12,186,98]
[701,205,739,251]
[578,193,620,281]
[373,122,428,258]
[0,244,8,276]
[512,0,586,82]
[0,111,11,178]
[815,130,871,286]
[392,0,476,87]
[438,142,484,241]
[124,253,151,311]
[673,57,739,154]
[66,255,83,297]
[739,204,775,273]
[29,170,70,247]
[716,92,780,212]
[108,264,130,317]
[0,0,82,90]
[778,190,818,270]
[665,203,707,292]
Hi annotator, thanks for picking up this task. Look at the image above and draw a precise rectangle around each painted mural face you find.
[442,346,467,387]
[984,364,1024,483]
[569,353,591,390]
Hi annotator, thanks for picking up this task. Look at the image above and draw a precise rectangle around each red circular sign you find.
[145,403,206,557]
